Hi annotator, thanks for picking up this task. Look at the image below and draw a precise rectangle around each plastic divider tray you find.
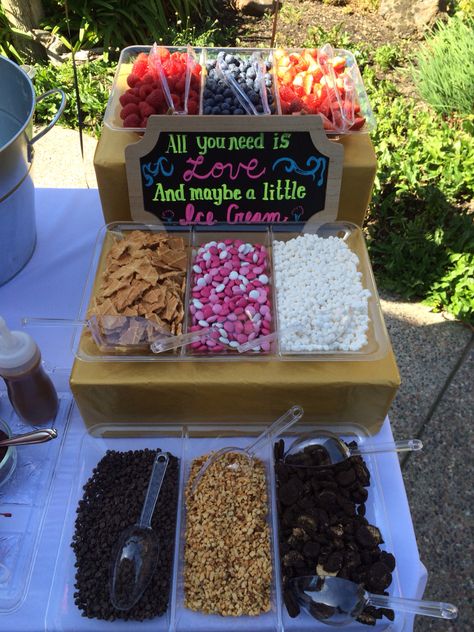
[72,221,389,363]
[0,392,73,614]
[102,45,374,133]
[45,420,406,631]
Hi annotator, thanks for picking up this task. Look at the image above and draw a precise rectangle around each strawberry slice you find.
[332,56,346,74]
[303,74,313,96]
[350,116,366,131]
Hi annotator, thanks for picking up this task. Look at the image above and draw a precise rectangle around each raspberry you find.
[156,46,170,61]
[120,103,139,120]
[139,101,156,118]
[126,73,140,88]
[280,100,290,114]
[170,93,181,109]
[279,86,294,102]
[293,85,305,98]
[141,73,154,84]
[190,74,200,90]
[187,99,199,115]
[123,113,141,128]
[188,89,199,102]
[139,84,154,100]
[289,98,303,113]
[131,53,148,79]
[119,90,140,106]
[146,88,164,109]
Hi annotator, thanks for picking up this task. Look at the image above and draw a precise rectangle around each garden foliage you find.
[412,16,474,116]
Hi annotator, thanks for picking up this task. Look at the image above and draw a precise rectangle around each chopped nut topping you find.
[184,452,272,616]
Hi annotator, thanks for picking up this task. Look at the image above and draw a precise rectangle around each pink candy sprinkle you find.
[189,239,272,354]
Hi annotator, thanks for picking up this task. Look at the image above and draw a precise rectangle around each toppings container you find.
[271,47,375,133]
[102,46,374,134]
[103,46,204,132]
[72,221,389,362]
[0,391,72,613]
[44,415,409,631]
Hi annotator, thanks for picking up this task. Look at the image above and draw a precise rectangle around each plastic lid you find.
[0,316,37,369]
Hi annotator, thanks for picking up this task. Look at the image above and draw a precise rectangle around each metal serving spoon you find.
[0,427,57,447]
[110,452,169,611]
[191,405,304,494]
[291,575,458,625]
[283,430,422,467]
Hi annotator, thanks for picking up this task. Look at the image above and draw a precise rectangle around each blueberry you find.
[212,106,221,115]
[246,67,256,79]
[223,88,233,98]
[265,78,272,88]
[215,94,224,103]
[204,106,212,115]
[221,109,230,115]
[234,108,244,115]
[224,97,233,105]
[220,61,228,70]
[224,54,233,64]
[265,60,272,71]
[256,104,264,113]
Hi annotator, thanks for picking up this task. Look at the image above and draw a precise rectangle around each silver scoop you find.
[191,405,304,494]
[283,430,422,467]
[291,575,458,624]
[110,452,169,611]
[0,427,57,447]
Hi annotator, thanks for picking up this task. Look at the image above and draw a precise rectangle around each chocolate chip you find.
[278,478,302,506]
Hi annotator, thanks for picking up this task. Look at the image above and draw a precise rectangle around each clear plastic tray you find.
[44,420,404,631]
[72,221,389,363]
[0,391,73,614]
[200,48,279,116]
[102,46,374,133]
[271,47,375,134]
[103,45,204,132]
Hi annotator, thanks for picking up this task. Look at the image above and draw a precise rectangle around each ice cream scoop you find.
[191,405,304,494]
[291,575,457,625]
[110,452,169,611]
[283,430,422,467]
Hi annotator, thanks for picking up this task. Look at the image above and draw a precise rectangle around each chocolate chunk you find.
[357,606,377,626]
[282,550,305,567]
[309,601,336,620]
[380,607,395,621]
[296,514,318,535]
[379,551,396,572]
[336,468,356,486]
[356,525,377,548]
[367,525,383,545]
[284,589,300,618]
[279,478,302,506]
[324,551,343,573]
[367,561,393,591]
[302,541,321,559]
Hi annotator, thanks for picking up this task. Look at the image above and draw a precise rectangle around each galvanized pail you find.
[0,56,66,285]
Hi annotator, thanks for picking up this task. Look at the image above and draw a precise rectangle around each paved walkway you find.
[33,126,473,631]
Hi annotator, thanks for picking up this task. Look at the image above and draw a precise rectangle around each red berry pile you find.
[119,47,201,128]
[274,48,366,132]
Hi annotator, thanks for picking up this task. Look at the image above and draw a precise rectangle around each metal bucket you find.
[0,56,66,286]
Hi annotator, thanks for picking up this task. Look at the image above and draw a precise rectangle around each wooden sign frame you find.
[125,116,343,228]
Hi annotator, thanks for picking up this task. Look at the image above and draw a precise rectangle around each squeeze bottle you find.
[0,316,58,424]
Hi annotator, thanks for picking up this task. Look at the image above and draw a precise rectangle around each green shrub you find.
[41,0,217,52]
[33,59,116,137]
[0,5,30,62]
[412,16,474,116]
[363,57,474,323]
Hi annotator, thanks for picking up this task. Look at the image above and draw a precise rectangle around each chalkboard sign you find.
[126,117,343,226]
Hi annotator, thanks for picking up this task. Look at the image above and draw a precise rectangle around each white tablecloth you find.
[0,188,427,631]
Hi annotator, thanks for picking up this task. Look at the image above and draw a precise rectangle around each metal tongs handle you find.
[0,428,57,447]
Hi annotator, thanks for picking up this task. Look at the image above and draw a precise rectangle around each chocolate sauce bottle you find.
[0,316,58,425]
